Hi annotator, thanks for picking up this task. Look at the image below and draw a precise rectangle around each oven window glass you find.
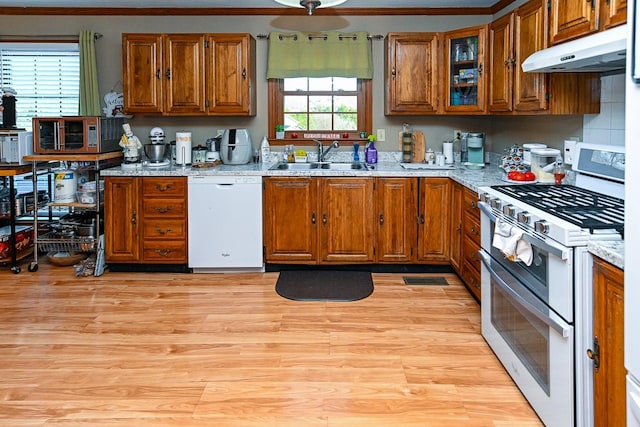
[491,280,551,395]
[489,220,549,301]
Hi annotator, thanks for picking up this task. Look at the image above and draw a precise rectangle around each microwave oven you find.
[0,131,33,165]
[32,116,125,154]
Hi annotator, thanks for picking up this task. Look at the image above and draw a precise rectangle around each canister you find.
[192,145,207,164]
[531,148,560,183]
[523,143,547,165]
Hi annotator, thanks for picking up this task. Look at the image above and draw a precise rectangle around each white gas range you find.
[477,143,625,427]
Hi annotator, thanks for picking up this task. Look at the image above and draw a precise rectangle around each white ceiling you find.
[0,0,497,8]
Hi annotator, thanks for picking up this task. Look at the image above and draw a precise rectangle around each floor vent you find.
[403,276,449,286]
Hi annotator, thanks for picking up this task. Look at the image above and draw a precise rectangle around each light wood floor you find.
[0,261,543,426]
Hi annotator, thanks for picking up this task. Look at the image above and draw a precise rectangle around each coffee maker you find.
[466,132,485,168]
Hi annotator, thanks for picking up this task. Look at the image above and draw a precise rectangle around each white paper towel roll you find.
[443,142,454,164]
[176,132,192,165]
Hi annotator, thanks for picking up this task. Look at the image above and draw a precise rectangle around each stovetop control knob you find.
[502,204,516,217]
[480,193,491,203]
[490,198,503,210]
[535,220,550,234]
[518,211,531,224]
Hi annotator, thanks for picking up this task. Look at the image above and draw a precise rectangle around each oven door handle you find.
[479,250,571,338]
[479,201,569,261]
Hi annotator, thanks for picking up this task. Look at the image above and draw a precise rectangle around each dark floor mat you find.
[275,270,374,302]
[403,276,449,286]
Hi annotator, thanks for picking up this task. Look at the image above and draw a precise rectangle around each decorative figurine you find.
[120,123,142,164]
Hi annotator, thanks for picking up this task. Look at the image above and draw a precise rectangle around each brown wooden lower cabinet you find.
[263,176,375,264]
[592,256,625,427]
[417,177,451,263]
[451,185,481,301]
[105,176,188,264]
[375,177,417,263]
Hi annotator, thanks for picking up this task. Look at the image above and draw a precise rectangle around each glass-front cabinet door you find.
[443,26,487,113]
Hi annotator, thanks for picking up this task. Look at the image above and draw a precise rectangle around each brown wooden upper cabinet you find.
[122,33,255,116]
[549,0,627,45]
[385,33,440,115]
[489,0,601,115]
[443,25,487,113]
[489,0,549,113]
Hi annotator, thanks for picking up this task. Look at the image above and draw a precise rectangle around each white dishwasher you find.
[188,175,263,273]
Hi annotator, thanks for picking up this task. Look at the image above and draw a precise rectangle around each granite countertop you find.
[588,240,624,270]
[101,151,624,268]
[100,152,506,193]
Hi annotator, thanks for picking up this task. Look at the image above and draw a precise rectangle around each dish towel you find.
[492,218,533,266]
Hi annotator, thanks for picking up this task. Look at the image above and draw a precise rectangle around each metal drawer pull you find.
[155,206,173,213]
[155,249,173,256]
[155,184,173,192]
[155,228,172,235]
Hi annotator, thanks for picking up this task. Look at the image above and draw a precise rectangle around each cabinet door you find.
[514,0,548,112]
[163,34,207,115]
[593,257,626,427]
[385,33,439,114]
[104,177,140,263]
[375,178,416,263]
[417,178,450,263]
[488,13,514,112]
[443,26,487,113]
[206,34,256,116]
[122,34,163,114]
[449,181,463,273]
[320,178,374,263]
[549,0,598,45]
[263,177,319,263]
[601,0,627,29]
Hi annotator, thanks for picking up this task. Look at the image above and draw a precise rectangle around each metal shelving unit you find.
[23,152,122,272]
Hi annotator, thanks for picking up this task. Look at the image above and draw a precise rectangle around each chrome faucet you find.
[319,140,340,162]
[313,139,323,162]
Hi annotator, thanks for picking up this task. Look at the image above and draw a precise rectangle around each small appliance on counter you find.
[205,135,221,162]
[530,147,561,183]
[463,132,485,169]
[143,127,170,167]
[221,128,252,165]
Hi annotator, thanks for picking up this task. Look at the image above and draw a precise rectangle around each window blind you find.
[1,44,79,130]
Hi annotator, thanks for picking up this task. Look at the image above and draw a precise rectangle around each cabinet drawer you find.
[463,188,479,218]
[462,238,481,273]
[463,214,481,246]
[142,199,186,218]
[142,240,186,262]
[142,219,186,239]
[142,178,186,197]
[460,259,481,301]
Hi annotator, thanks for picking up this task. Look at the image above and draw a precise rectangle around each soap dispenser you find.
[353,142,360,162]
[365,141,378,164]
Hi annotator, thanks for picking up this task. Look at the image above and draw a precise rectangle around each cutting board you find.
[397,130,425,163]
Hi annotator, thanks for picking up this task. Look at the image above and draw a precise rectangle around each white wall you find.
[582,73,626,147]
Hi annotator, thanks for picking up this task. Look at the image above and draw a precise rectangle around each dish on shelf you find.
[46,251,87,266]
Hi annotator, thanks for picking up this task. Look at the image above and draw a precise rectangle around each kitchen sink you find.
[269,162,368,171]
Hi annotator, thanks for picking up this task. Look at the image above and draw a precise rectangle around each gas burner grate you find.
[491,184,625,235]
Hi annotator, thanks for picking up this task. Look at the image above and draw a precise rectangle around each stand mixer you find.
[144,127,170,167]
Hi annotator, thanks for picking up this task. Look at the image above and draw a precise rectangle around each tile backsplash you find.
[583,74,625,146]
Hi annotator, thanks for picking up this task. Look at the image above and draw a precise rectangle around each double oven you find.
[477,143,625,427]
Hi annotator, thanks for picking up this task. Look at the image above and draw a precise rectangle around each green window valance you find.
[267,31,373,79]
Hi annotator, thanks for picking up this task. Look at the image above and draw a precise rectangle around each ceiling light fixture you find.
[273,0,349,15]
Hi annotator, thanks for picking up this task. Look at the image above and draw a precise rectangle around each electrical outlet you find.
[376,129,386,142]
[453,129,462,140]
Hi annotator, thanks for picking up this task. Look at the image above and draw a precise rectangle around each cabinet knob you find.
[419,214,425,224]
[478,63,483,75]
[311,211,316,225]
[379,213,384,225]
[131,209,137,226]
[322,213,327,225]
[470,200,477,208]
[156,69,161,80]
[165,68,171,80]
[391,67,396,79]
[242,67,247,79]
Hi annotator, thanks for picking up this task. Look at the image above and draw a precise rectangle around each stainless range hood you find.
[522,24,627,73]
